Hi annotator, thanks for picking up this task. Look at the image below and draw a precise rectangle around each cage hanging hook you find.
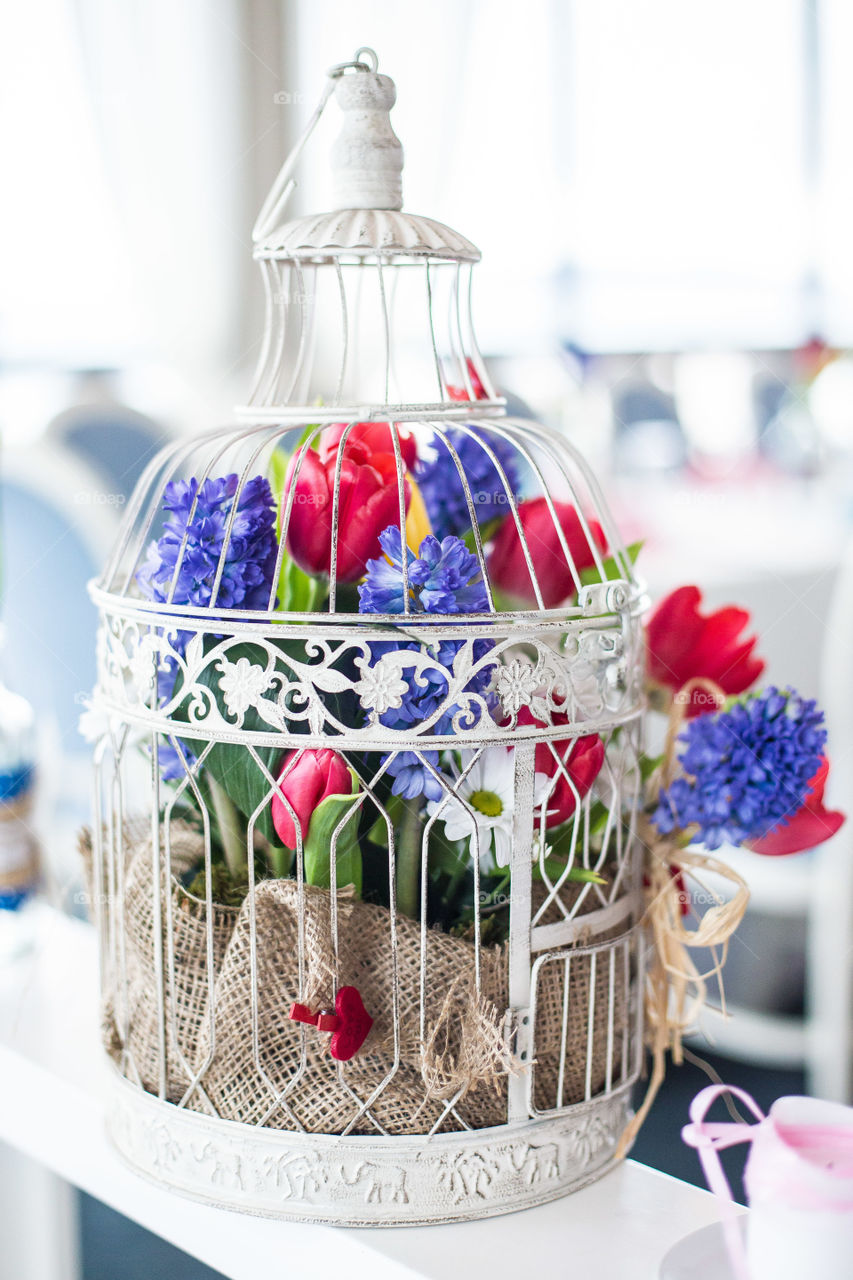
[253,48,380,244]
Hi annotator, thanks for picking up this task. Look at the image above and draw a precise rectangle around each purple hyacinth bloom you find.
[358,527,489,616]
[137,474,277,785]
[653,687,827,850]
[137,474,278,612]
[359,527,495,800]
[416,428,521,539]
[157,739,197,783]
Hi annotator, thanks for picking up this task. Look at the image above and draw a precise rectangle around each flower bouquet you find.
[619,585,845,1149]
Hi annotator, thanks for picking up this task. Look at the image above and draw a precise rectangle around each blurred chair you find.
[612,380,687,474]
[46,369,169,504]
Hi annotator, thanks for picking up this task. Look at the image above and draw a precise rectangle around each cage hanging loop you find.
[327,46,379,77]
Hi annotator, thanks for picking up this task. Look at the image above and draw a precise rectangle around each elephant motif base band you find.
[107,1070,633,1226]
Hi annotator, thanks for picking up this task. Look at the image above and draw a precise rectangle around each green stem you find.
[396,799,423,921]
[269,844,290,879]
[208,776,247,880]
[442,857,469,911]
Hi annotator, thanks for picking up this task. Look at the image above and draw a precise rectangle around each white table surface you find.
[0,906,726,1280]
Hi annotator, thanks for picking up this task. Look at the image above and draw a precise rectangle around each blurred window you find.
[295,0,850,353]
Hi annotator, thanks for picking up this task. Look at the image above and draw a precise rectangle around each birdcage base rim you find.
[105,1066,634,1225]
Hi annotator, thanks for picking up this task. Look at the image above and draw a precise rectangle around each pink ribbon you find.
[682,1084,764,1280]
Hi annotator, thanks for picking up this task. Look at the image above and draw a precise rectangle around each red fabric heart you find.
[329,985,373,1062]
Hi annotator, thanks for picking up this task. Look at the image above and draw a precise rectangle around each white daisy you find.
[427,746,550,869]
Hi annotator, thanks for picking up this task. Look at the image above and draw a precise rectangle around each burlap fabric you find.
[82,826,631,1134]
[80,824,239,1103]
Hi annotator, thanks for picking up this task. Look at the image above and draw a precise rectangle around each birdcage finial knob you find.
[331,60,403,212]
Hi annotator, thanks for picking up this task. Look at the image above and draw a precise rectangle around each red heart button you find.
[329,985,373,1061]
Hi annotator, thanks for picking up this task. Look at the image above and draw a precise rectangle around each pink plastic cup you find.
[683,1084,853,1280]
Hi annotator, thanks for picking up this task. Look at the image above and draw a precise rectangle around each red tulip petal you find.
[748,805,845,856]
[708,641,765,690]
[284,448,334,576]
[646,586,706,686]
[320,423,417,471]
[542,734,606,827]
[806,757,831,804]
[329,986,374,1061]
[446,359,488,402]
[337,482,407,583]
[490,499,607,608]
[691,605,753,654]
[646,585,765,703]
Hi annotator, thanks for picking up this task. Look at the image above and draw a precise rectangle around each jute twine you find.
[615,678,750,1157]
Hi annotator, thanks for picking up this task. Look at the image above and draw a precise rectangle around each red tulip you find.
[272,749,353,849]
[488,498,608,608]
[284,431,408,582]
[446,357,488,402]
[748,757,845,856]
[515,706,605,826]
[646,585,764,717]
[319,421,417,472]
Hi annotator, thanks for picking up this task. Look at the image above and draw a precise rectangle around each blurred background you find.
[2,1,853,1275]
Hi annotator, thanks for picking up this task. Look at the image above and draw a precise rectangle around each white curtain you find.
[0,0,252,381]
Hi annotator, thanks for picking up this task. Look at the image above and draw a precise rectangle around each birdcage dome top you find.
[90,48,644,766]
[255,208,480,264]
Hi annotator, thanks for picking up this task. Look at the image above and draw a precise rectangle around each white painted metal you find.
[106,1066,632,1226]
[331,67,403,211]
[85,48,649,1223]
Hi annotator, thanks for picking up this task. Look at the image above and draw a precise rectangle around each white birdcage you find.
[86,50,647,1225]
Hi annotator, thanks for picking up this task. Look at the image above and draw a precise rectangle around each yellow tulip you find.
[405,477,432,553]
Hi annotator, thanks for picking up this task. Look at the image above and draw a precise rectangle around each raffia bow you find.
[616,678,751,1157]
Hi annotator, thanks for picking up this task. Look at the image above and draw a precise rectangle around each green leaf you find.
[368,793,403,846]
[276,555,322,613]
[461,516,505,555]
[268,446,291,523]
[640,752,664,783]
[205,743,284,844]
[302,779,362,895]
[169,639,300,843]
[534,856,606,886]
[544,805,609,862]
[578,540,643,588]
[427,826,470,880]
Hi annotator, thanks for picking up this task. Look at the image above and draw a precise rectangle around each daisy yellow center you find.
[470,789,503,817]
